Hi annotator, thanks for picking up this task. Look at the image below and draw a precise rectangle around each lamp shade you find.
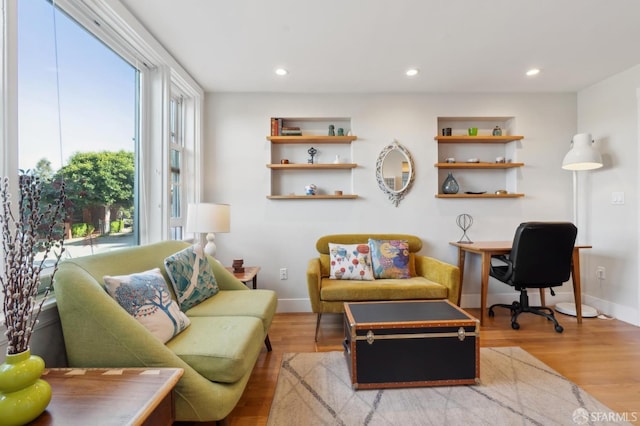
[562,133,603,171]
[186,203,230,234]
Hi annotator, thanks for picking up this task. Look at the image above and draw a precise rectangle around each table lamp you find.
[557,133,602,318]
[186,203,230,257]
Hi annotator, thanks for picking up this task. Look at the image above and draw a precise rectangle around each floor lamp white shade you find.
[561,133,603,171]
[186,203,230,257]
[558,133,602,318]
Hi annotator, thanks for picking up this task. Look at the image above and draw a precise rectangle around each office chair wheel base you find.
[554,324,564,333]
[511,322,520,330]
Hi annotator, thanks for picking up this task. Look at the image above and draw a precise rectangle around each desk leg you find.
[480,253,491,326]
[456,248,466,306]
[252,276,257,290]
[571,248,583,324]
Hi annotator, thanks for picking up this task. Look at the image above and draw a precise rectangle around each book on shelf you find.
[270,117,284,136]
[281,130,302,136]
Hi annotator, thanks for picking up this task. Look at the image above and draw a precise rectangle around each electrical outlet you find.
[596,266,606,280]
[280,268,288,280]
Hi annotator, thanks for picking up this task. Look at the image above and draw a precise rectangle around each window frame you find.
[169,93,185,240]
[1,0,204,245]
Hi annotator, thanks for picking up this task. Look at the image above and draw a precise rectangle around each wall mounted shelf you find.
[267,135,356,144]
[435,162,524,169]
[434,135,524,144]
[266,118,358,199]
[436,117,524,198]
[435,193,525,199]
[267,163,357,170]
[267,194,358,200]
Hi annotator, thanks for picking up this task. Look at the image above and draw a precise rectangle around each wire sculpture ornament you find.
[456,213,473,244]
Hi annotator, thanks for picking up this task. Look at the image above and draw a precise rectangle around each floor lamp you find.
[186,203,230,257]
[556,133,602,318]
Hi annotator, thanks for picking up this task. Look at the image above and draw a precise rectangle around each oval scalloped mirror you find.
[375,140,415,207]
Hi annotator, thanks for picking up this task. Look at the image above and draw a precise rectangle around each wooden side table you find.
[29,367,183,426]
[225,266,261,289]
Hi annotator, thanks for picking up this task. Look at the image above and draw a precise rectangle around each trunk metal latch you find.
[366,330,375,344]
[458,327,466,341]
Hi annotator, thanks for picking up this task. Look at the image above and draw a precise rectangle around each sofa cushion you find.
[369,239,411,279]
[103,268,191,343]
[185,289,277,334]
[328,243,374,281]
[164,243,219,311]
[320,277,448,301]
[166,316,264,383]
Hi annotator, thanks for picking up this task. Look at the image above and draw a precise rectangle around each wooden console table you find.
[29,367,183,425]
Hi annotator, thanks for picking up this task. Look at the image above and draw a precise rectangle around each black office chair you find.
[488,222,577,333]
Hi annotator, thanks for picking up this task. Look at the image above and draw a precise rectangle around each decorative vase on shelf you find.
[442,172,459,194]
[0,348,51,426]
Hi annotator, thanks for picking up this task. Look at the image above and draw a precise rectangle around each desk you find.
[225,266,260,289]
[450,241,591,325]
[30,367,183,425]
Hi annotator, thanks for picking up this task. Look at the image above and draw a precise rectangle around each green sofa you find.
[307,234,460,340]
[54,240,277,422]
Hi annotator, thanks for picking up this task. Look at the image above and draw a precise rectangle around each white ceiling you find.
[119,0,640,94]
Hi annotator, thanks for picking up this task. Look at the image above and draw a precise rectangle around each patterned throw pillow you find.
[104,268,191,343]
[164,244,219,311]
[368,239,411,279]
[328,243,374,280]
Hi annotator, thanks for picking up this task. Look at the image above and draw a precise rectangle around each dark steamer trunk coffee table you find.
[343,299,479,389]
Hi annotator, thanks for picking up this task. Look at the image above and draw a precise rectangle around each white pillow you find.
[104,268,190,343]
[328,243,374,281]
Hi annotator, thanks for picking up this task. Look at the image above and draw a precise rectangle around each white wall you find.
[203,91,639,325]
[577,65,640,325]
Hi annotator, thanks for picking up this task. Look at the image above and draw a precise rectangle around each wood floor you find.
[220,309,640,425]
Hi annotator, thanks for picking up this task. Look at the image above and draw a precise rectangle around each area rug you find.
[267,347,628,426]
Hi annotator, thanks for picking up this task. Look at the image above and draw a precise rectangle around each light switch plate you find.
[611,192,625,205]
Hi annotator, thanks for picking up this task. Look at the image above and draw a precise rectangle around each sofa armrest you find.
[415,255,461,305]
[55,263,188,367]
[306,258,322,313]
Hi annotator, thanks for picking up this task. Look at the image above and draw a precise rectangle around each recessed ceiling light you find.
[526,68,540,76]
[275,68,288,76]
[406,68,419,77]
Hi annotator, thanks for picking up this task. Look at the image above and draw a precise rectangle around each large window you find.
[3,0,204,254]
[18,0,138,260]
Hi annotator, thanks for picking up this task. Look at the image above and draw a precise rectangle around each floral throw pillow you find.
[104,268,191,343]
[368,239,411,279]
[164,243,219,311]
[328,243,374,280]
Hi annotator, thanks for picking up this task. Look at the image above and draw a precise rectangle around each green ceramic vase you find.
[0,349,51,426]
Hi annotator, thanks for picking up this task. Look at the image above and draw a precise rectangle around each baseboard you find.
[281,295,640,327]
[460,291,640,327]
[582,294,640,326]
[276,298,312,313]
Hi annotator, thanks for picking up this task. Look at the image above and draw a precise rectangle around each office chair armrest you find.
[491,254,510,264]
[490,254,513,281]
